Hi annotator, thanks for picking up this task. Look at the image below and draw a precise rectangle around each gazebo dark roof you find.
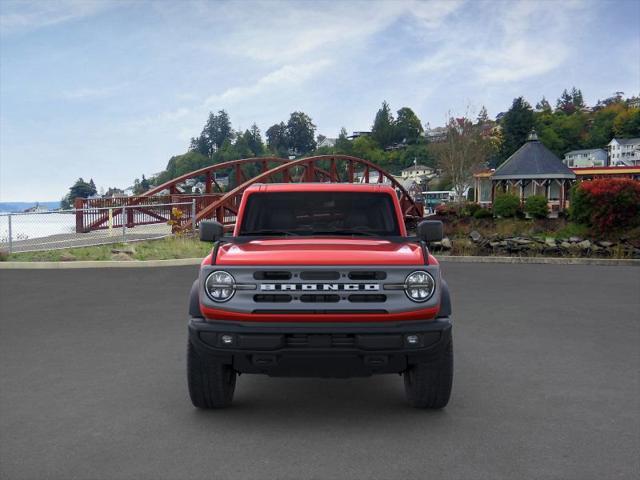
[493,131,576,180]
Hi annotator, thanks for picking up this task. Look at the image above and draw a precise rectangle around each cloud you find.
[0,0,115,35]
[205,60,333,106]
[412,0,585,84]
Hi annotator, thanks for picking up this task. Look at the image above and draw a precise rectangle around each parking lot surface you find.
[1,263,638,479]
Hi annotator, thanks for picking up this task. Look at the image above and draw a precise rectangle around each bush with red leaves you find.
[570,178,640,233]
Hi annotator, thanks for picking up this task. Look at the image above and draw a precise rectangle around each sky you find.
[0,0,639,202]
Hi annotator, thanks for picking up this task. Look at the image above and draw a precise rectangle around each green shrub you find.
[473,208,493,219]
[461,202,481,217]
[493,193,521,218]
[524,195,549,219]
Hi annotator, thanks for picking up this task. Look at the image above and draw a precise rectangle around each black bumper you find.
[188,317,452,378]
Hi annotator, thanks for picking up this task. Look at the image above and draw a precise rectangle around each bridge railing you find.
[74,194,223,233]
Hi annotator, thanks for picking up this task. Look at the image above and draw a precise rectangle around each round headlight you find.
[205,271,236,302]
[405,271,435,302]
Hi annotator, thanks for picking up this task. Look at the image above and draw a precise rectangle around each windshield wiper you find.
[241,229,300,236]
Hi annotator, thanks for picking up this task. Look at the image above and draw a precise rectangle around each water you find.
[0,213,76,243]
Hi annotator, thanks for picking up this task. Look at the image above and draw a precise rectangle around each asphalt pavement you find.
[0,263,638,480]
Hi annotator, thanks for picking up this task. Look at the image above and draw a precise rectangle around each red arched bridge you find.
[75,155,424,233]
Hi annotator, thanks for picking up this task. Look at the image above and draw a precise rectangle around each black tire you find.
[403,340,453,409]
[187,341,236,408]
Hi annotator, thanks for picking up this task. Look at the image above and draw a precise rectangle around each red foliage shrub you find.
[570,178,640,233]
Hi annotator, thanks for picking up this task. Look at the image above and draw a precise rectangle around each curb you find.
[0,256,638,269]
[436,256,640,266]
[0,258,202,269]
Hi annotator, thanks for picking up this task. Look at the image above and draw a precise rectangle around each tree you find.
[200,110,233,155]
[286,111,316,155]
[395,107,424,144]
[613,109,640,137]
[62,178,98,208]
[499,97,535,163]
[477,106,489,124]
[571,87,585,111]
[266,122,289,156]
[556,89,575,114]
[371,101,395,148]
[335,127,352,154]
[243,124,264,156]
[436,115,490,200]
[535,97,552,113]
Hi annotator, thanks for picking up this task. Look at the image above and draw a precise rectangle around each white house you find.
[401,164,435,181]
[563,148,608,168]
[608,138,640,166]
[317,137,337,148]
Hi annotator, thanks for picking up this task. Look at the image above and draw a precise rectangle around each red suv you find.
[188,183,452,408]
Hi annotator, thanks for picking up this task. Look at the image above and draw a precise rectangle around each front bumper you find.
[188,317,452,378]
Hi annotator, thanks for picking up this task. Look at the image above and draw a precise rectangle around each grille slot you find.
[348,271,387,280]
[253,294,292,303]
[253,271,291,280]
[300,294,340,303]
[285,334,356,348]
[348,294,387,303]
[300,271,340,280]
[253,309,387,314]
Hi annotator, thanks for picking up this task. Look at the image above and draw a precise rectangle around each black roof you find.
[493,132,576,180]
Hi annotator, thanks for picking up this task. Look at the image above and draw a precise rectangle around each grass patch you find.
[4,235,213,262]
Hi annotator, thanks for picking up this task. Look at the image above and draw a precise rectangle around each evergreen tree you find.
[200,110,233,155]
[477,106,490,124]
[571,87,585,110]
[535,97,552,113]
[556,89,576,114]
[499,97,535,163]
[371,101,395,148]
[244,123,264,156]
[335,127,352,154]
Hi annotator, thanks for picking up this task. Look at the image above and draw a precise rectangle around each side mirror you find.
[417,220,443,243]
[199,220,224,242]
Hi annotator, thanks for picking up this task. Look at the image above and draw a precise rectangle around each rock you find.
[513,238,533,245]
[545,237,556,247]
[440,237,452,250]
[569,236,582,243]
[577,240,591,249]
[597,241,614,248]
[112,247,135,255]
[59,252,76,261]
[560,241,573,249]
[111,252,134,261]
[489,241,502,248]
[469,230,482,243]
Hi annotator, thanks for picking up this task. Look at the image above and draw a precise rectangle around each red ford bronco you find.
[188,183,452,408]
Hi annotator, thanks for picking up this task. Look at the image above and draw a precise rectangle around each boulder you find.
[469,230,483,243]
[440,237,453,250]
[545,237,556,247]
[577,240,591,250]
[569,236,582,243]
[597,241,614,248]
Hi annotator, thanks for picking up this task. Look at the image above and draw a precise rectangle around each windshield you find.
[239,191,401,237]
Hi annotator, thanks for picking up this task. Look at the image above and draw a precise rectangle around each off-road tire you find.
[187,341,236,408]
[403,340,453,409]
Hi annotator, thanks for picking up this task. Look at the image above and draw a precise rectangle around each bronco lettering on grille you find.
[260,284,379,291]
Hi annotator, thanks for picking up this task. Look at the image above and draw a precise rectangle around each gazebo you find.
[474,131,576,216]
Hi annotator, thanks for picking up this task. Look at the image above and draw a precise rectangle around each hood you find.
[214,238,424,266]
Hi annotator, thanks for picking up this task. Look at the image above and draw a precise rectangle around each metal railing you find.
[0,201,196,254]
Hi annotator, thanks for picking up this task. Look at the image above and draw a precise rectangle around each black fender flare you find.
[438,279,452,318]
[189,279,203,318]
